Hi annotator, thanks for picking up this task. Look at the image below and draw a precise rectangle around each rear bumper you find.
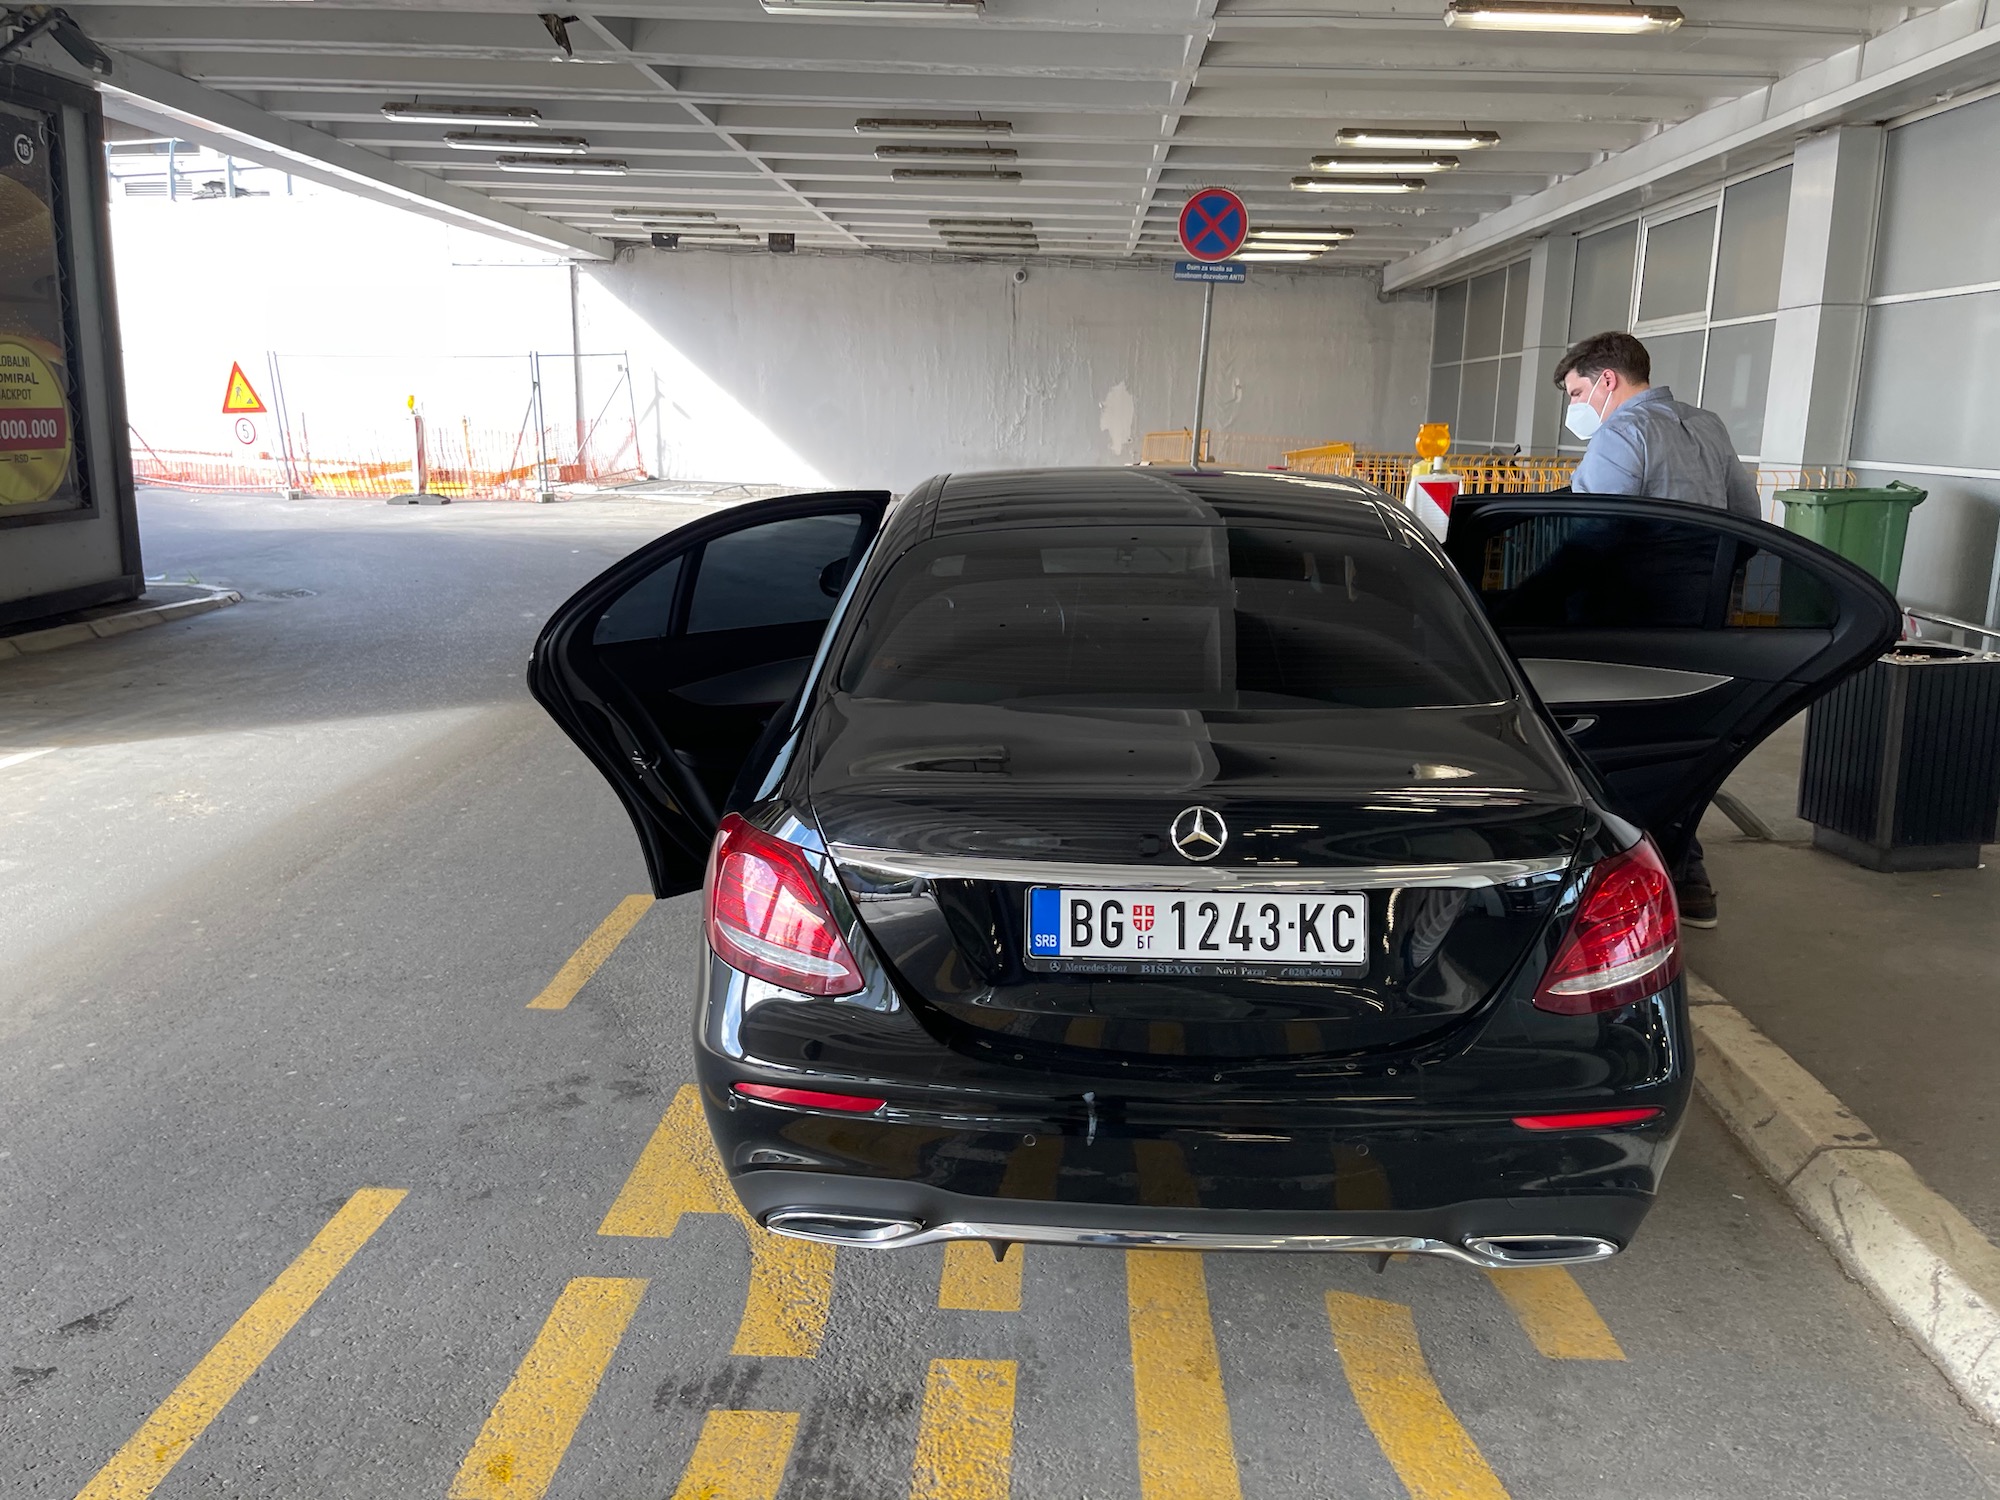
[731,1168,1646,1268]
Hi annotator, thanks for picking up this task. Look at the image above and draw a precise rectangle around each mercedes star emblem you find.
[1170,806,1228,862]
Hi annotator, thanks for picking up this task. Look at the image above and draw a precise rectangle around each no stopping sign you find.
[1178,188,1248,263]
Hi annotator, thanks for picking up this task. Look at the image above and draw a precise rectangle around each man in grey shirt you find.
[1555,331,1759,927]
[1559,331,1762,518]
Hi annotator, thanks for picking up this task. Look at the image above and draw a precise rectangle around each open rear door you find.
[528,491,888,896]
[1444,495,1899,869]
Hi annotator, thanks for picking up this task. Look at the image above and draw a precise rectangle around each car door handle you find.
[1558,715,1598,737]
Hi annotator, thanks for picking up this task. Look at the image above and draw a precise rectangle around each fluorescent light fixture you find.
[628,220,742,232]
[893,167,1022,182]
[612,208,717,222]
[1233,251,1319,262]
[764,0,982,15]
[382,102,541,127]
[444,132,588,153]
[674,231,762,241]
[928,217,1032,229]
[875,145,1017,160]
[1292,176,1426,194]
[1336,127,1500,150]
[1309,154,1459,174]
[1248,227,1355,242]
[857,117,1012,135]
[1443,2,1684,34]
[495,155,628,175]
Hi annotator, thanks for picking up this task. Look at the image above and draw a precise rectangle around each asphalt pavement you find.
[4,489,1999,1499]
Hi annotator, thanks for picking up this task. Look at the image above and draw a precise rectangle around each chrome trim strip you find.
[828,845,1572,891]
[1519,657,1730,705]
[761,1209,1620,1268]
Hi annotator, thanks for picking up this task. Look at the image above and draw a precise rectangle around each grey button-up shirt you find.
[1570,385,1762,518]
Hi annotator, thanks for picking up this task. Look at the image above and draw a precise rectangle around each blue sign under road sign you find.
[1177,187,1249,262]
[1174,260,1246,283]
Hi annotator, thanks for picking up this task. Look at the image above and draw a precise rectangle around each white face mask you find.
[1564,381,1609,440]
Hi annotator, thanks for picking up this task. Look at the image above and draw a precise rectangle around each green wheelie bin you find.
[1776,481,1926,590]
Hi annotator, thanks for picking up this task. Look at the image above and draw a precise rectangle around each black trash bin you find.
[1798,642,2000,871]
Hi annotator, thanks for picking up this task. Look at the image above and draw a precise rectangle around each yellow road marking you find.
[940,1242,1021,1312]
[670,1410,799,1500]
[527,894,654,1010]
[598,1084,833,1357]
[1126,1251,1242,1500]
[937,1138,1061,1311]
[74,1187,405,1500]
[1325,1291,1511,1500]
[1484,1268,1625,1360]
[910,1358,1016,1500]
[450,1276,648,1500]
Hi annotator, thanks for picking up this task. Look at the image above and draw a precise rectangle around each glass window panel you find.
[1852,289,2000,470]
[1502,260,1529,353]
[1464,269,1507,359]
[1700,319,1775,456]
[1725,546,1837,628]
[1433,279,1467,364]
[1570,222,1637,338]
[686,512,864,634]
[594,555,683,644]
[1874,91,2000,298]
[1712,166,1791,320]
[1457,359,1499,444]
[1494,355,1522,447]
[1637,207,1717,322]
[1642,329,1707,403]
[1427,362,1461,425]
[841,526,1512,710]
[1476,515,1721,629]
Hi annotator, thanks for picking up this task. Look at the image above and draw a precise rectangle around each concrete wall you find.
[578,249,1431,493]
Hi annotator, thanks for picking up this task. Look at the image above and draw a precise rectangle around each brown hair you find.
[1553,330,1650,387]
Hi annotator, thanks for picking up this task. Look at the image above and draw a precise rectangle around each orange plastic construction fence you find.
[128,420,644,500]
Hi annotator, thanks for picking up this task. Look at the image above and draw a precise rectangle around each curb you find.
[1689,971,2000,1425]
[0,588,241,660]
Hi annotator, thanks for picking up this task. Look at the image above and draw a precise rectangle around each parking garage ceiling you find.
[46,1,1956,269]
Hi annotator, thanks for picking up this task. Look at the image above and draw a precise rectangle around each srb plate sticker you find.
[1027,889,1366,968]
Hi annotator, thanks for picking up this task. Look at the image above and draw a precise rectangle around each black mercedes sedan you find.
[530,467,1895,1268]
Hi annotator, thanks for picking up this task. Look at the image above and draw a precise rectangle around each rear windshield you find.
[836,524,1511,710]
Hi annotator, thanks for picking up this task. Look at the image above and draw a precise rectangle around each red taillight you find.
[704,813,864,996]
[732,1082,885,1113]
[1513,1107,1662,1130]
[1533,838,1681,1015]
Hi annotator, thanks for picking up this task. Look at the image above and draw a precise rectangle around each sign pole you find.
[1174,186,1248,470]
[1189,280,1215,469]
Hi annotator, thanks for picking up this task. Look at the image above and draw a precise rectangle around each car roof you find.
[917,466,1396,538]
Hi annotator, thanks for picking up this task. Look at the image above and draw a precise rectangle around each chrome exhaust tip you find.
[764,1209,926,1246]
[1463,1234,1620,1267]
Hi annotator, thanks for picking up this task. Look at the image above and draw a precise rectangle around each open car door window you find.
[1444,495,1898,870]
[530,491,888,897]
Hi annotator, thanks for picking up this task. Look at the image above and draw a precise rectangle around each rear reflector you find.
[733,1082,886,1113]
[1513,1107,1662,1131]
[1533,837,1681,1014]
[705,813,865,997]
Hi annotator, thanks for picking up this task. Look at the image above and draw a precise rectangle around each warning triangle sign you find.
[221,362,266,415]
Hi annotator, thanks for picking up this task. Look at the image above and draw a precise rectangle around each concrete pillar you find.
[1760,126,1886,466]
[1512,235,1577,453]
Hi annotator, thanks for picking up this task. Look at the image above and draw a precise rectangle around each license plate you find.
[1027,889,1367,966]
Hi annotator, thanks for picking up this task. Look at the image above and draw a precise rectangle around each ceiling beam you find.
[1381,0,2000,289]
[1125,0,1213,255]
[30,40,612,259]
[573,12,864,248]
